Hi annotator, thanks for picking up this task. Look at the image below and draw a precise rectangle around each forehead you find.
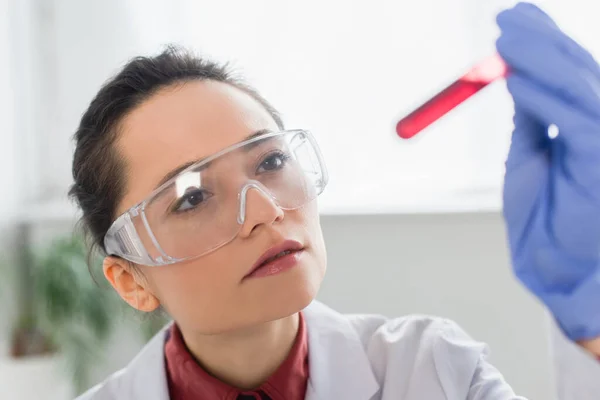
[116,80,279,213]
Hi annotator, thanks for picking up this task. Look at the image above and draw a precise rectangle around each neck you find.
[179,312,300,390]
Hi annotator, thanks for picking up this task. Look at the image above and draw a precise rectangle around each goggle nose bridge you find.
[237,182,281,225]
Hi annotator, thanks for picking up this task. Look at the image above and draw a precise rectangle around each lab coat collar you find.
[126,322,171,400]
[123,300,380,400]
[303,301,380,400]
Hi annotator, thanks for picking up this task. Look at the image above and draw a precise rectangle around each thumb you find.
[503,105,550,249]
[505,105,550,171]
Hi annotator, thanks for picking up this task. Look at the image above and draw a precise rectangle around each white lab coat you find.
[77,301,599,400]
[549,319,600,400]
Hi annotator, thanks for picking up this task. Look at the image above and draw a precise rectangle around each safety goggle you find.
[104,130,328,266]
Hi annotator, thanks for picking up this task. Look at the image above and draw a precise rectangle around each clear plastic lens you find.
[131,130,327,262]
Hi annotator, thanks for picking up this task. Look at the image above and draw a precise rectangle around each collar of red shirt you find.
[164,312,309,400]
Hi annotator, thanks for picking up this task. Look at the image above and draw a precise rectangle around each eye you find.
[172,188,211,213]
[257,151,290,173]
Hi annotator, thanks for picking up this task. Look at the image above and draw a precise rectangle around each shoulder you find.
[345,311,484,355]
[347,312,488,360]
[75,324,172,400]
[344,312,511,398]
[305,302,487,367]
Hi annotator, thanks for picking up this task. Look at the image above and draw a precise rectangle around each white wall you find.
[32,0,515,213]
[34,0,600,214]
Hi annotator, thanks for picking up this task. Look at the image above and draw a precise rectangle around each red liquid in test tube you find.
[396,53,509,139]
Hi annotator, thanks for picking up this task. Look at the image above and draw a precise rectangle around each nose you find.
[237,183,284,238]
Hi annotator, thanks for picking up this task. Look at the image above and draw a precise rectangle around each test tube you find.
[396,53,509,139]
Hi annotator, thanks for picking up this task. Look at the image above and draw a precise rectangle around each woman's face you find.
[108,81,327,334]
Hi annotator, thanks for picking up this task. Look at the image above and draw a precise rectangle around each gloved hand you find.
[496,2,600,342]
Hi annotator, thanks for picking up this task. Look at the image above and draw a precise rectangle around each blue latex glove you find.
[497,2,600,342]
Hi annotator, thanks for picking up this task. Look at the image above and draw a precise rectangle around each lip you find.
[244,240,305,279]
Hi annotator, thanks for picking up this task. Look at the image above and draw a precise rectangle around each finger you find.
[506,74,600,156]
[498,3,559,33]
[551,155,600,259]
[504,156,599,295]
[496,33,600,118]
[508,73,600,206]
[505,105,548,171]
[557,35,600,81]
[497,3,600,80]
[502,138,548,255]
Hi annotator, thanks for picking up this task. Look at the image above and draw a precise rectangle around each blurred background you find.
[1,0,599,399]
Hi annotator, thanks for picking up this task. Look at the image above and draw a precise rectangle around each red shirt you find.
[164,313,309,400]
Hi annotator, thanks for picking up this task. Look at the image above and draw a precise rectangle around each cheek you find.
[302,201,327,267]
[288,202,328,290]
[140,254,240,326]
[136,201,328,334]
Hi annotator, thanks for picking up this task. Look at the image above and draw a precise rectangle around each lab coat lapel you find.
[126,324,172,400]
[303,301,380,400]
[122,302,380,400]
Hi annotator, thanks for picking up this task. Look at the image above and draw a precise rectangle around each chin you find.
[261,258,325,321]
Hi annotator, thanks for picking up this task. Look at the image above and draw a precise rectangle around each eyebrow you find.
[154,129,273,189]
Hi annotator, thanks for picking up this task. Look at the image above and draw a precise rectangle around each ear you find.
[103,256,160,312]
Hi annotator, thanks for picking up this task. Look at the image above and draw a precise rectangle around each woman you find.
[72,4,600,400]
[73,46,518,399]
[71,49,520,400]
